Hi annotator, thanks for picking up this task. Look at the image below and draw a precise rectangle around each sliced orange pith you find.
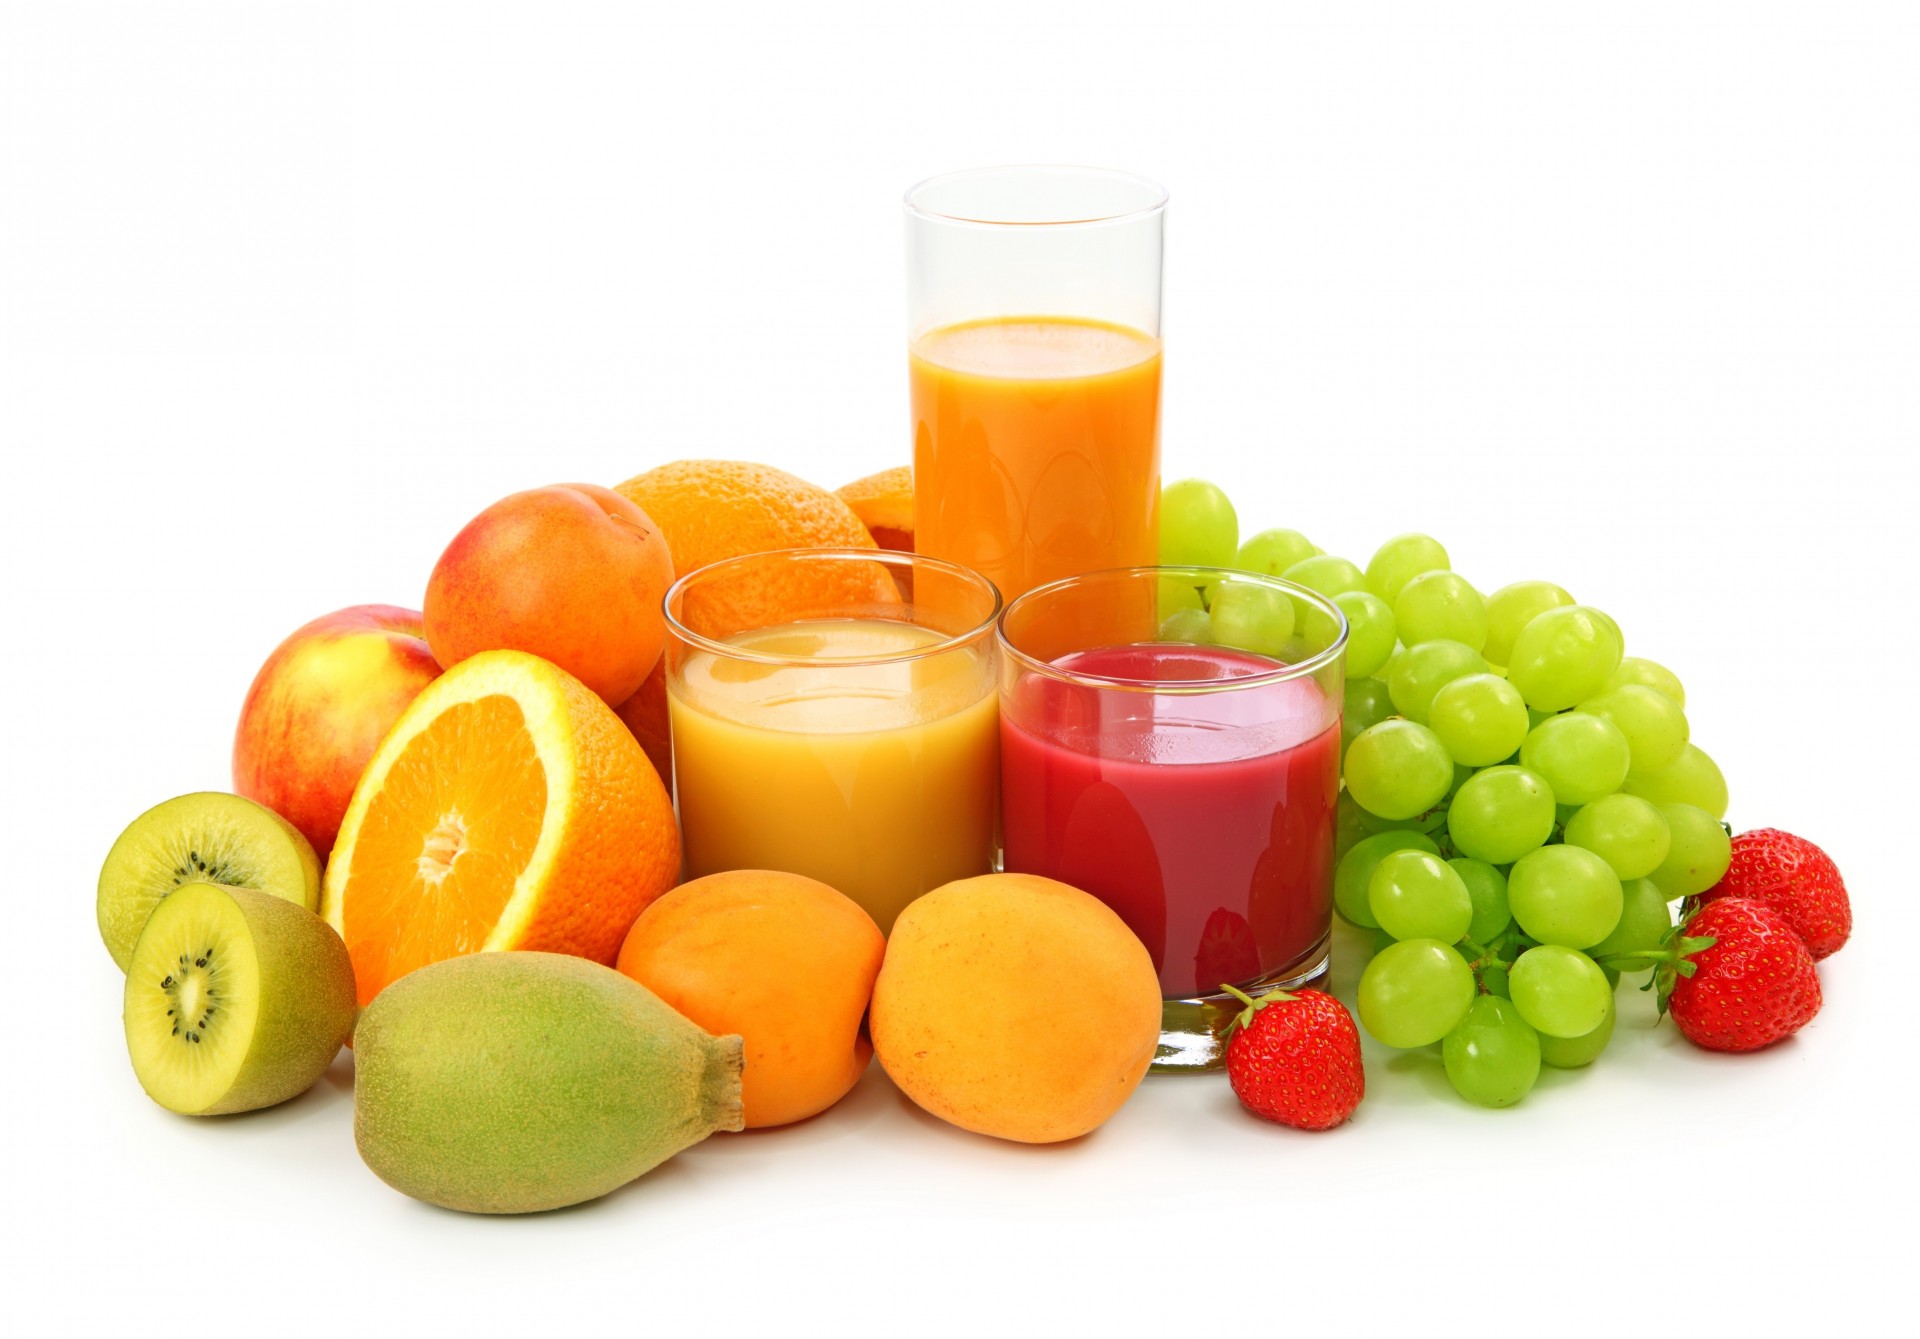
[322,649,679,1007]
[836,465,915,552]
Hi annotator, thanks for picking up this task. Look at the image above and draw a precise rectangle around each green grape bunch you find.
[1158,485,1737,1112]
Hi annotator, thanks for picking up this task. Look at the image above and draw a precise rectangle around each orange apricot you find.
[870,872,1163,1144]
[424,483,674,706]
[616,870,885,1129]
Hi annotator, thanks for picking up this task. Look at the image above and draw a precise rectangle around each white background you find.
[5,1,1916,1332]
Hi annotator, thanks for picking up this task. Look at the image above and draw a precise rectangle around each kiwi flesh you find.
[98,792,322,972]
[123,882,356,1115]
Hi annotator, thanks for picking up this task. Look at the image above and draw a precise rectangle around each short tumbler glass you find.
[996,566,1347,1071]
[664,548,1002,935]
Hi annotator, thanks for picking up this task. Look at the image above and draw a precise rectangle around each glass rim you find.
[903,164,1169,230]
[663,547,1004,668]
[996,564,1350,694]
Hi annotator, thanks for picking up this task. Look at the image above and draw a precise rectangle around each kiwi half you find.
[123,882,356,1115]
[98,792,322,972]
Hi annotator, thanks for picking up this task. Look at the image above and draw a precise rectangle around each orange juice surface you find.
[668,619,998,933]
[911,316,1162,603]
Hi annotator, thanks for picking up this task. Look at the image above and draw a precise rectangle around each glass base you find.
[1150,939,1331,1074]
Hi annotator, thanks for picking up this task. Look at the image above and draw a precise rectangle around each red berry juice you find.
[1000,643,1341,999]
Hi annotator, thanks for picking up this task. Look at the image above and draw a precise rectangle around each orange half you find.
[321,649,679,1006]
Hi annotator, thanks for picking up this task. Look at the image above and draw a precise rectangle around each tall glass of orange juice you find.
[663,548,1001,933]
[906,165,1167,603]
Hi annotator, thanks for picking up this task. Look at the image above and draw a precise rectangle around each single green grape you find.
[1341,677,1396,758]
[1649,802,1733,897]
[1394,570,1489,652]
[1282,553,1368,598]
[1235,528,1319,577]
[1208,581,1295,656]
[1344,719,1454,820]
[1508,945,1612,1038]
[1334,830,1440,927]
[1369,848,1474,943]
[1536,992,1616,1068]
[1484,580,1575,667]
[1442,996,1542,1108]
[1518,711,1632,805]
[1157,574,1205,617]
[1506,606,1624,711]
[1387,639,1488,723]
[1449,857,1511,941]
[1364,533,1450,604]
[1602,655,1685,708]
[1563,792,1670,880]
[1426,672,1529,767]
[1588,877,1674,964]
[1507,844,1624,949]
[1334,590,1397,679]
[1159,479,1238,567]
[1580,684,1689,775]
[1445,765,1556,864]
[1622,743,1729,820]
[1158,607,1214,643]
[1481,962,1512,999]
[1356,938,1476,1048]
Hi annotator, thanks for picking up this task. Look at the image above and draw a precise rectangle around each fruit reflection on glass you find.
[906,166,1166,603]
[997,563,1347,1072]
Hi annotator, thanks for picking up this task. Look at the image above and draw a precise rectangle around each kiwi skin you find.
[98,791,323,973]
[124,883,357,1116]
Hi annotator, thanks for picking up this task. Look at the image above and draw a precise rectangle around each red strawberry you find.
[1661,898,1821,1053]
[1698,827,1851,960]
[1222,985,1364,1130]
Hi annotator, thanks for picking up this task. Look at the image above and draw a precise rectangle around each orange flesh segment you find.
[340,694,547,1003]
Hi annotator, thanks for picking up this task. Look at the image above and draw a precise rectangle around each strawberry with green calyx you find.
[1620,898,1821,1053]
[1698,828,1851,960]
[1221,984,1364,1131]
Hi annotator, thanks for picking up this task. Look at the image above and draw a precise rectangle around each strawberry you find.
[1222,985,1364,1130]
[1698,827,1851,960]
[1659,898,1821,1053]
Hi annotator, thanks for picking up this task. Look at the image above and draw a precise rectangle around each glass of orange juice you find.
[663,548,1001,933]
[906,165,1167,604]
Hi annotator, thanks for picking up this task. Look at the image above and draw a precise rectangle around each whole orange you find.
[615,459,894,640]
[617,870,885,1129]
[870,873,1162,1144]
[424,483,675,706]
[617,459,877,579]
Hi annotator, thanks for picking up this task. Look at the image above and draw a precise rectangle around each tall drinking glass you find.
[997,568,1347,1071]
[664,548,1001,934]
[906,165,1166,604]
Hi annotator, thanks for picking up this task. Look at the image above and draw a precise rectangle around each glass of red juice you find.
[997,566,1347,1071]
